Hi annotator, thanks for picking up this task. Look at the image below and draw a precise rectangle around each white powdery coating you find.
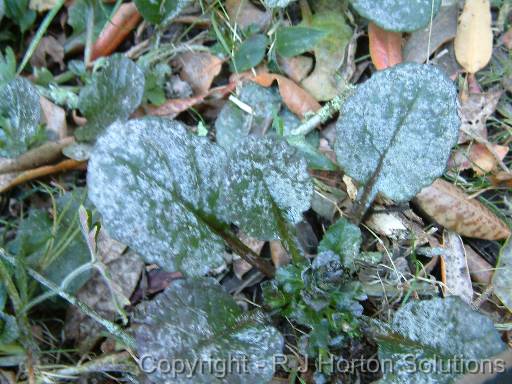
[77,54,145,140]
[221,135,313,240]
[335,63,460,202]
[87,117,226,275]
[133,278,283,384]
[0,78,41,157]
[350,0,441,32]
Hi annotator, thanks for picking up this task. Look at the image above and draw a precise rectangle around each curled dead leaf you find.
[368,22,403,70]
[415,179,511,241]
[250,73,321,118]
[226,0,271,31]
[441,230,473,304]
[464,244,493,285]
[449,143,509,175]
[173,52,223,95]
[454,0,493,74]
[277,55,314,83]
[458,89,502,143]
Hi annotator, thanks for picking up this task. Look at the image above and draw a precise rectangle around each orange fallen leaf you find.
[489,171,512,188]
[90,2,142,61]
[415,179,511,240]
[146,94,207,119]
[250,73,321,118]
[470,143,509,175]
[369,22,403,70]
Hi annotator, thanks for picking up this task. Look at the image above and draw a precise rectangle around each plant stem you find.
[288,86,355,137]
[17,0,66,75]
[0,249,136,349]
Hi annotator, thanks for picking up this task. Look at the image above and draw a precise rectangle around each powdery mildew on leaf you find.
[335,63,459,204]
[215,82,281,150]
[350,0,441,32]
[132,278,283,384]
[0,77,41,157]
[76,54,145,141]
[88,117,226,275]
[318,218,361,271]
[375,297,506,383]
[220,135,313,240]
[263,0,297,8]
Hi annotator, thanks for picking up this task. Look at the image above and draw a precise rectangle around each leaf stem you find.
[16,0,67,75]
[0,249,136,349]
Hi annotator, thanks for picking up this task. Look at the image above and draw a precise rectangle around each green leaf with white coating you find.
[0,77,42,158]
[334,63,459,210]
[219,135,313,240]
[75,55,145,141]
[349,0,441,32]
[374,297,506,383]
[132,278,283,384]
[88,117,227,276]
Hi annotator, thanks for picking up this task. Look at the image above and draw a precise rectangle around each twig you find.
[17,0,67,75]
[0,138,74,175]
[0,159,86,193]
[288,85,355,137]
[0,250,136,349]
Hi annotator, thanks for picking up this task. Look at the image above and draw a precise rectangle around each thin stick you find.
[288,86,354,137]
[17,0,66,75]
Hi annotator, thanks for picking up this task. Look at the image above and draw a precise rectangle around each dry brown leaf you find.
[270,240,290,268]
[489,171,512,188]
[368,22,403,70]
[503,27,512,50]
[250,73,321,118]
[454,0,493,74]
[146,94,207,118]
[404,4,458,64]
[225,0,271,31]
[173,51,223,95]
[441,230,473,304]
[365,207,408,240]
[458,89,502,143]
[449,143,509,175]
[30,36,64,70]
[415,179,511,240]
[40,96,67,140]
[464,244,493,285]
[277,55,314,83]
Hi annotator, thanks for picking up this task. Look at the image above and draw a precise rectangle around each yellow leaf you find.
[454,0,493,74]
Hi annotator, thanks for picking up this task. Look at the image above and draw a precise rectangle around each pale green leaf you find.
[275,26,327,57]
[134,0,192,25]
[231,34,268,72]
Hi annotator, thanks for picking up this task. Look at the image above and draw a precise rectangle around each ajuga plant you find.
[1,48,507,383]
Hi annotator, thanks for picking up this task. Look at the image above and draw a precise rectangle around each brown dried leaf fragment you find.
[173,52,223,95]
[250,73,321,118]
[458,89,502,143]
[226,0,271,31]
[415,179,511,240]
